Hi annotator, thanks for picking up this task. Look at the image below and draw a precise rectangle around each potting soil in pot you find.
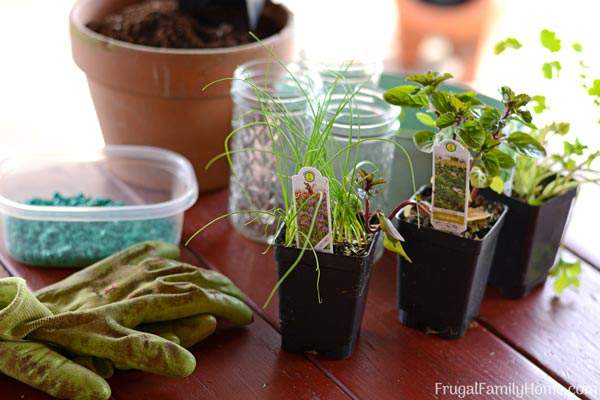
[87,0,280,49]
[5,193,179,267]
[404,187,504,239]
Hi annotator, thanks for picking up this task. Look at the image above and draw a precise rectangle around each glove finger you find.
[0,341,110,400]
[31,321,197,378]
[137,258,247,300]
[118,283,254,327]
[140,314,217,348]
[71,356,114,379]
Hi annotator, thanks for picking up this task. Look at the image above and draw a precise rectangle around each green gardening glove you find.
[0,278,111,400]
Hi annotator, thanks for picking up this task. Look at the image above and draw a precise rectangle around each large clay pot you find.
[70,0,294,192]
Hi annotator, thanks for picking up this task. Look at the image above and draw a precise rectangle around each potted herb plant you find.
[70,0,294,192]
[384,72,546,338]
[189,60,414,358]
[480,31,600,297]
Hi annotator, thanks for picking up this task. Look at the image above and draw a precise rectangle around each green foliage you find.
[494,38,522,55]
[531,95,547,114]
[384,71,545,196]
[572,42,583,52]
[549,257,581,294]
[540,29,561,52]
[542,61,561,79]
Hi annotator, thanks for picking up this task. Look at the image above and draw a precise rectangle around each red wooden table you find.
[1,189,599,399]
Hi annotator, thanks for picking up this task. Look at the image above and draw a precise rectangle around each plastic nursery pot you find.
[395,186,507,339]
[481,187,578,298]
[274,227,380,359]
[70,0,294,192]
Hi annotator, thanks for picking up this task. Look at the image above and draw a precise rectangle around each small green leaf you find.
[494,37,522,55]
[550,258,582,295]
[572,42,583,52]
[416,112,436,128]
[470,166,489,188]
[458,120,485,149]
[507,132,547,158]
[531,95,547,114]
[413,130,435,153]
[482,152,500,176]
[431,91,451,113]
[489,176,505,193]
[540,29,561,52]
[449,95,466,113]
[489,148,516,168]
[384,86,429,107]
[542,61,561,79]
[479,107,501,130]
[436,112,456,128]
[378,213,412,263]
[406,72,453,88]
[587,79,600,97]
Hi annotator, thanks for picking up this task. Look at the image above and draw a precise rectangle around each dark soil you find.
[402,187,504,240]
[86,0,281,49]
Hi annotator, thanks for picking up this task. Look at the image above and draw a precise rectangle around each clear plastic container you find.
[0,145,198,267]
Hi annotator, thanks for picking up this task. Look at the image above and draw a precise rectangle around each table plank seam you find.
[563,243,600,273]
[186,245,361,400]
[476,318,587,400]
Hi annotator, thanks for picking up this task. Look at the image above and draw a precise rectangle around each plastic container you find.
[481,187,578,298]
[0,145,198,267]
[395,186,507,339]
[275,226,379,359]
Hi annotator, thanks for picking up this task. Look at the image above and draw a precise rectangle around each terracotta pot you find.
[70,0,295,192]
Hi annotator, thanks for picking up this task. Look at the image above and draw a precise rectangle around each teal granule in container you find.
[6,193,180,267]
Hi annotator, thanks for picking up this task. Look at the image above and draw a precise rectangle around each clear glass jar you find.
[229,60,322,243]
[326,88,400,260]
[300,54,383,94]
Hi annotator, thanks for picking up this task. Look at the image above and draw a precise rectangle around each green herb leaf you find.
[540,29,561,52]
[572,42,583,52]
[507,132,547,158]
[587,79,600,97]
[531,95,547,113]
[436,112,456,128]
[377,212,412,263]
[431,91,451,113]
[469,166,489,188]
[406,72,453,88]
[480,107,501,130]
[549,257,582,294]
[494,37,522,55]
[482,152,501,176]
[416,112,436,128]
[489,148,516,168]
[458,120,485,149]
[413,130,435,153]
[489,176,505,193]
[542,61,561,79]
[384,87,429,107]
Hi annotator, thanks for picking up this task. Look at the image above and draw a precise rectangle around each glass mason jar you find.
[229,60,323,243]
[326,88,400,260]
[300,53,383,94]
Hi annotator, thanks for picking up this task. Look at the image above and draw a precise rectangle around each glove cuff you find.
[0,278,53,340]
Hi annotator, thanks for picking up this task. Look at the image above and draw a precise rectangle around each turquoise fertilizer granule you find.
[5,193,180,267]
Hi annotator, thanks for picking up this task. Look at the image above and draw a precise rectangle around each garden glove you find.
[0,278,111,400]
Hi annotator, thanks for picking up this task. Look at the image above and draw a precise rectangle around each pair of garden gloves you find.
[0,241,253,400]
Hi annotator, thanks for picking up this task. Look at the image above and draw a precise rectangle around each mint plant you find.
[383,72,546,207]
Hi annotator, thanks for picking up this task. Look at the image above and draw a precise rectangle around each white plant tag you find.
[431,139,470,235]
[291,167,334,254]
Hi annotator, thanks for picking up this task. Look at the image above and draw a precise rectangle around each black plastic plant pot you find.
[274,227,380,359]
[395,186,508,339]
[481,187,578,298]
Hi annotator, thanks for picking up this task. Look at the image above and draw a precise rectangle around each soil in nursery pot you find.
[87,0,281,49]
[403,187,504,240]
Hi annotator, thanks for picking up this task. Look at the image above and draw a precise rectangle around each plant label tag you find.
[291,167,334,254]
[431,139,470,235]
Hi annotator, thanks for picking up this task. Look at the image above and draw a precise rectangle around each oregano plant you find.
[383,72,546,206]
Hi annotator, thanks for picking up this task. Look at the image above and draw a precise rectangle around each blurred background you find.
[0,0,597,257]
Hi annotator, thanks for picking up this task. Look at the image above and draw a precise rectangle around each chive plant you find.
[187,53,416,307]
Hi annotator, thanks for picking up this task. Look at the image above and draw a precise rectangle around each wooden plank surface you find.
[479,251,600,399]
[0,244,349,400]
[184,189,577,400]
